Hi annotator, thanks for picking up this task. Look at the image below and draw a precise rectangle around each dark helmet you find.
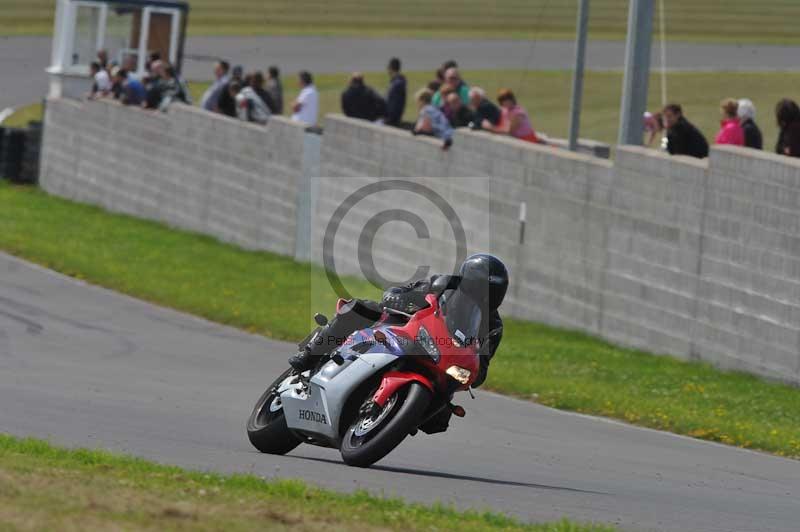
[458,253,509,311]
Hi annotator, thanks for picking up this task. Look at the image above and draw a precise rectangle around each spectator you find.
[266,66,283,114]
[253,71,278,113]
[445,92,473,128]
[432,67,469,107]
[775,98,800,157]
[715,98,745,146]
[226,80,242,114]
[735,98,763,150]
[121,54,137,74]
[341,73,386,122]
[201,60,231,112]
[112,68,146,106]
[662,103,709,158]
[427,64,448,94]
[109,66,124,99]
[484,88,541,144]
[148,52,161,64]
[467,87,501,130]
[143,59,165,108]
[291,70,319,126]
[236,71,274,124]
[218,65,243,118]
[643,111,664,148]
[97,49,109,69]
[413,88,453,150]
[156,64,190,111]
[89,61,111,99]
[427,79,442,93]
[385,57,406,127]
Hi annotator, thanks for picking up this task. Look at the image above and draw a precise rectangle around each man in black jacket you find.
[288,254,508,389]
[385,57,407,127]
[341,73,386,122]
[662,103,709,158]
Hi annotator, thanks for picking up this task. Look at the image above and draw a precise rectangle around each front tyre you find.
[340,382,431,467]
[247,369,302,455]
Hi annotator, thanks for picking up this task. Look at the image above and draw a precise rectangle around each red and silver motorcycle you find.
[246,283,499,467]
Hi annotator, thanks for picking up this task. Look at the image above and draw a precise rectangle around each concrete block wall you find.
[40,98,307,257]
[316,116,488,286]
[39,104,800,383]
[318,115,800,384]
[601,147,709,360]
[697,146,800,380]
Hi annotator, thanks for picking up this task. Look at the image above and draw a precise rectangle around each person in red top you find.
[715,98,745,146]
[483,88,542,144]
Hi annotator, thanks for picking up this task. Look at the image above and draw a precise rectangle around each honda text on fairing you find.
[246,279,502,467]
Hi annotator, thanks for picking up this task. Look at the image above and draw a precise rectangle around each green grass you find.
[4,0,800,43]
[1,103,42,128]
[189,69,799,151]
[1,182,800,460]
[0,434,611,531]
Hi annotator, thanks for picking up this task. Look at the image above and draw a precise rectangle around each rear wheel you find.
[340,382,431,467]
[247,369,302,455]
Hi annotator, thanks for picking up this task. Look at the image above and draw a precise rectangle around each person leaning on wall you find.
[775,98,800,157]
[737,98,762,150]
[661,103,709,159]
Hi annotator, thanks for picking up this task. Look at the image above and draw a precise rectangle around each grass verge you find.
[1,103,42,128]
[5,0,800,44]
[1,183,799,459]
[0,433,611,531]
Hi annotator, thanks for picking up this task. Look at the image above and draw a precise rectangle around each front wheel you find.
[340,382,431,467]
[247,368,302,455]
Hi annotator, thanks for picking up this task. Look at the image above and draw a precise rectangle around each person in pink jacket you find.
[715,98,745,146]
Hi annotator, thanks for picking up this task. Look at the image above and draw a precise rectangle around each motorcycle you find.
[246,279,499,467]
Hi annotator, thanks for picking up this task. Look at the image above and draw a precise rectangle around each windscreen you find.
[442,289,482,347]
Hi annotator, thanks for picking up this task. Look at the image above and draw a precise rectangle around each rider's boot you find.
[288,299,383,372]
[288,346,319,372]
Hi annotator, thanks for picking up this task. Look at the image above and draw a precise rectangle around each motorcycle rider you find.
[288,253,508,389]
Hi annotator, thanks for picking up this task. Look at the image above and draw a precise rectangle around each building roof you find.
[75,0,189,11]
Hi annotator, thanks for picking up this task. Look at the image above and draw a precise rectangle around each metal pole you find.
[658,0,667,107]
[618,0,654,146]
[568,0,590,152]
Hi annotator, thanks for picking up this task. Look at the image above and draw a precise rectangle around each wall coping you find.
[173,102,309,135]
[617,144,709,170]
[47,97,311,136]
[456,127,614,169]
[712,144,800,169]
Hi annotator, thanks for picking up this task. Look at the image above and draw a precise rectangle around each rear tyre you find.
[247,369,302,455]
[340,382,431,467]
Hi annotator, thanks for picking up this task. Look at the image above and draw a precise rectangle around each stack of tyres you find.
[0,128,29,183]
[0,126,4,180]
[20,122,42,184]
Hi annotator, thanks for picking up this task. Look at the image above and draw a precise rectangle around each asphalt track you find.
[1,251,799,532]
[3,35,800,112]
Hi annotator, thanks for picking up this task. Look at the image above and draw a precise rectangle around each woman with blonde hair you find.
[482,88,541,144]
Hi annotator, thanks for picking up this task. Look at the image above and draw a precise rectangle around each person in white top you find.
[291,70,319,126]
[89,61,112,98]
